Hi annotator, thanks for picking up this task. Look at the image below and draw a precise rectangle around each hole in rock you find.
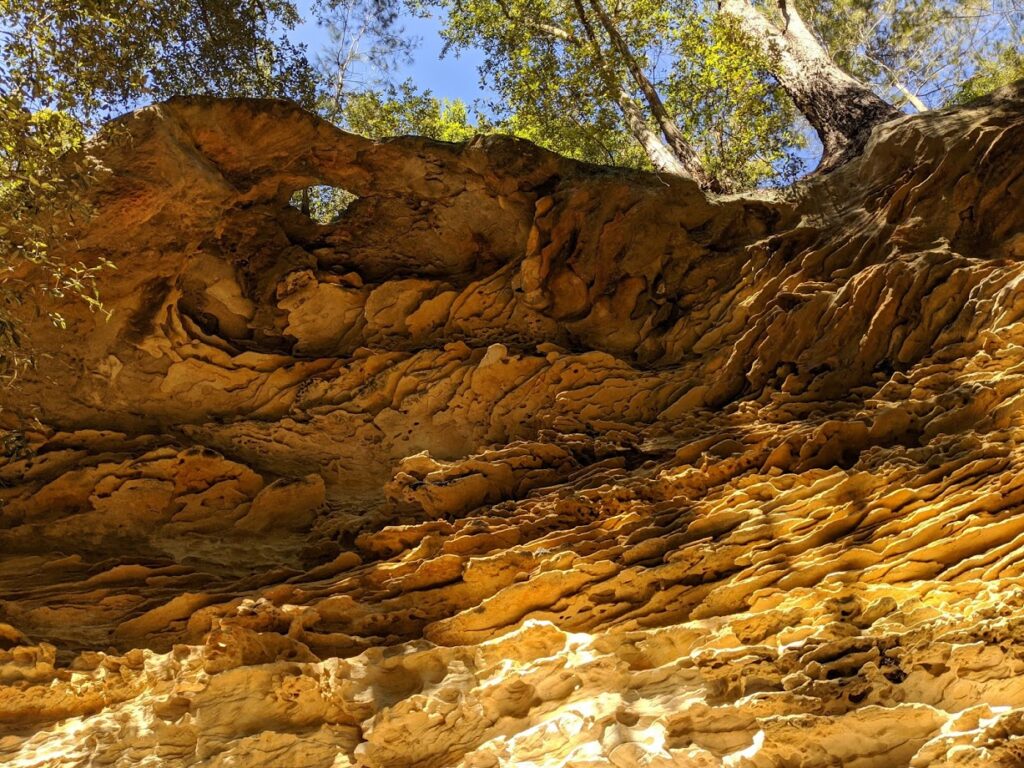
[289,185,358,224]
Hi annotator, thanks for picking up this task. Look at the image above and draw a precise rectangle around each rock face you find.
[1,84,1024,767]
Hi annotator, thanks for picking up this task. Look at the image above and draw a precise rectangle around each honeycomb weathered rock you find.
[2,84,1024,766]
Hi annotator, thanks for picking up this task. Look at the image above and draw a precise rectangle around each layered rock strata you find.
[1,83,1024,766]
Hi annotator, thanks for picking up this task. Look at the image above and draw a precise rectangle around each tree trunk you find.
[617,89,694,177]
[587,0,717,190]
[506,0,715,187]
[720,0,901,170]
[569,0,714,188]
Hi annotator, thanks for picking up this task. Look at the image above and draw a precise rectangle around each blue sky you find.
[286,2,819,176]
[290,2,494,106]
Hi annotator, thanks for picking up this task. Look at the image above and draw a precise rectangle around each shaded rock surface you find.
[2,84,1024,766]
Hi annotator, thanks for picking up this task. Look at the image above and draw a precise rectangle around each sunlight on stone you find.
[3,85,1024,767]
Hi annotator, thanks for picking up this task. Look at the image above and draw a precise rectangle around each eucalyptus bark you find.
[720,0,901,170]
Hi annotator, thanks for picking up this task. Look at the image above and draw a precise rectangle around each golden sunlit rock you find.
[2,83,1024,766]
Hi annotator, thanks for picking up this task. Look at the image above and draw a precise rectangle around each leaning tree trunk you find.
[570,0,715,188]
[617,89,697,178]
[720,0,901,170]
[587,0,718,190]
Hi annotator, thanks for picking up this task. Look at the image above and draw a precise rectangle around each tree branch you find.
[585,0,715,189]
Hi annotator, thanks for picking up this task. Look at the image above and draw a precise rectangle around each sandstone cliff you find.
[1,82,1023,767]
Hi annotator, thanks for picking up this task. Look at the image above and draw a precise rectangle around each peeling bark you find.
[721,0,901,169]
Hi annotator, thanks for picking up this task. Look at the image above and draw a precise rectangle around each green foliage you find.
[2,0,315,114]
[342,81,478,141]
[950,39,1024,103]
[313,0,417,120]
[438,0,655,168]
[0,0,316,377]
[798,0,1023,110]
[430,0,1020,182]
[497,109,651,169]
[0,96,101,380]
[665,11,805,188]
[432,0,806,186]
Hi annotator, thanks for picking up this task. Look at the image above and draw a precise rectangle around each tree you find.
[0,0,317,377]
[435,0,1022,186]
[343,81,478,140]
[313,0,417,124]
[2,1,316,116]
[718,0,1024,164]
[801,0,1024,111]
[718,0,900,170]
[438,0,805,191]
[952,39,1024,103]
